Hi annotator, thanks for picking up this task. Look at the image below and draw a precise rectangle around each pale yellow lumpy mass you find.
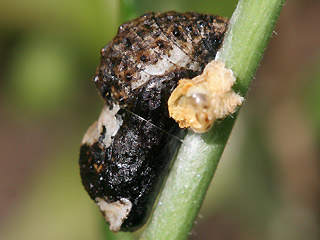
[168,60,244,133]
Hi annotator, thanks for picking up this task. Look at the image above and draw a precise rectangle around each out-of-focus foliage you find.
[304,56,320,136]
[0,0,319,240]
[7,36,75,114]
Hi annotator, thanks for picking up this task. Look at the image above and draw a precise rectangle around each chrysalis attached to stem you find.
[79,11,230,232]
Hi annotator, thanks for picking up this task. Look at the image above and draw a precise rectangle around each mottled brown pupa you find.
[79,11,228,232]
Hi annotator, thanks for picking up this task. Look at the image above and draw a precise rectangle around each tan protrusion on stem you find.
[168,60,244,133]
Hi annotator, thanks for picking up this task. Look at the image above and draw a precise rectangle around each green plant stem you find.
[140,0,285,240]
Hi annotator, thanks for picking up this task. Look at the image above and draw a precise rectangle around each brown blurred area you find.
[0,0,319,240]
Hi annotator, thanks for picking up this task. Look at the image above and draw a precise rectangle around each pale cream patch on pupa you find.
[168,60,244,133]
[95,197,132,232]
[81,104,123,147]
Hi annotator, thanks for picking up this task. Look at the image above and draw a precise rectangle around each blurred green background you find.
[0,0,319,239]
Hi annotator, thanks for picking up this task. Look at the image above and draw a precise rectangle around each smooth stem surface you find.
[140,0,285,240]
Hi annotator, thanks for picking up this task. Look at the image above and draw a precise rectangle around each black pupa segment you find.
[94,11,229,119]
[129,69,200,132]
[79,106,185,231]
